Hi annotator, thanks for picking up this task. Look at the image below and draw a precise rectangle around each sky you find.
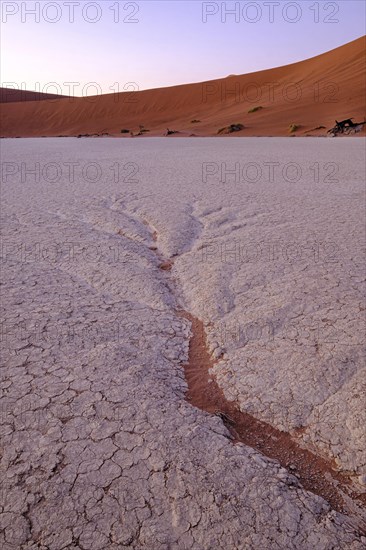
[1,1,365,95]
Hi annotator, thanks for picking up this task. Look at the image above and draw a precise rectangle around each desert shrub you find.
[248,106,263,113]
[136,127,150,135]
[229,123,244,133]
[218,123,244,135]
[191,119,201,123]
[289,124,299,133]
[121,129,130,133]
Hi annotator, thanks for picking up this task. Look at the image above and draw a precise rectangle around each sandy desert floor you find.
[1,137,365,548]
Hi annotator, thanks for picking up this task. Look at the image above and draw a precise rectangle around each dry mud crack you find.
[179,311,366,516]
[144,216,366,528]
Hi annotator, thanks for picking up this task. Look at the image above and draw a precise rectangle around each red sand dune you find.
[1,36,365,137]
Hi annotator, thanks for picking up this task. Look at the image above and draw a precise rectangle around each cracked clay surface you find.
[1,138,365,548]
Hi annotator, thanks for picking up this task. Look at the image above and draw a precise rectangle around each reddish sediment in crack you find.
[178,310,366,518]
[159,260,174,271]
[134,220,365,522]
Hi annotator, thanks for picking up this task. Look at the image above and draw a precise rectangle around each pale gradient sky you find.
[1,1,365,95]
